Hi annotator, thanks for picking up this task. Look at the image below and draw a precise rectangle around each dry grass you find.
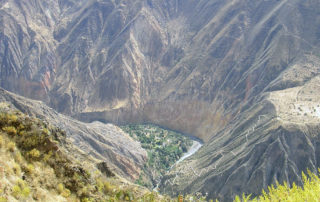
[0,135,3,148]
[0,107,144,201]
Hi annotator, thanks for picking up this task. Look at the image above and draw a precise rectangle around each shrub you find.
[27,149,41,160]
[2,126,17,136]
[16,179,26,188]
[17,124,25,132]
[11,185,21,199]
[11,180,30,199]
[142,192,157,202]
[23,164,35,175]
[61,189,71,198]
[19,132,44,150]
[96,179,104,192]
[81,197,94,202]
[0,113,19,127]
[78,186,91,198]
[57,183,71,198]
[13,163,21,176]
[7,141,15,152]
[21,187,30,198]
[235,169,320,201]
[57,183,64,194]
[43,151,52,162]
[18,130,26,136]
[103,181,114,194]
[7,113,18,123]
[42,128,49,135]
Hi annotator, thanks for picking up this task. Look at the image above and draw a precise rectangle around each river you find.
[154,139,203,190]
[170,140,203,169]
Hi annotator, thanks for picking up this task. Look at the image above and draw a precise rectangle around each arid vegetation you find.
[0,104,157,201]
[235,170,320,202]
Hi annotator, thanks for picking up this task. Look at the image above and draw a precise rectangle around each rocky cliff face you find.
[2,0,320,139]
[1,0,320,200]
[159,64,320,200]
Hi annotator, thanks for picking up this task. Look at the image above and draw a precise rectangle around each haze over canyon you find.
[1,0,320,200]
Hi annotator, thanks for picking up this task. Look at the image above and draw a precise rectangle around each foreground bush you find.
[235,169,320,202]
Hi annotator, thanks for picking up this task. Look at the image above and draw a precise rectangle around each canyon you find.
[1,0,320,200]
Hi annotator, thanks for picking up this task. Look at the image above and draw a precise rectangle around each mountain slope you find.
[0,88,147,181]
[1,0,320,201]
[0,102,171,201]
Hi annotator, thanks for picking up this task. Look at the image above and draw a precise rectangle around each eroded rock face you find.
[159,56,320,201]
[1,0,320,200]
[159,98,320,201]
[1,0,320,140]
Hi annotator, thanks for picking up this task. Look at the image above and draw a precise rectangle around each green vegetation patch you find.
[235,169,320,202]
[120,124,193,187]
